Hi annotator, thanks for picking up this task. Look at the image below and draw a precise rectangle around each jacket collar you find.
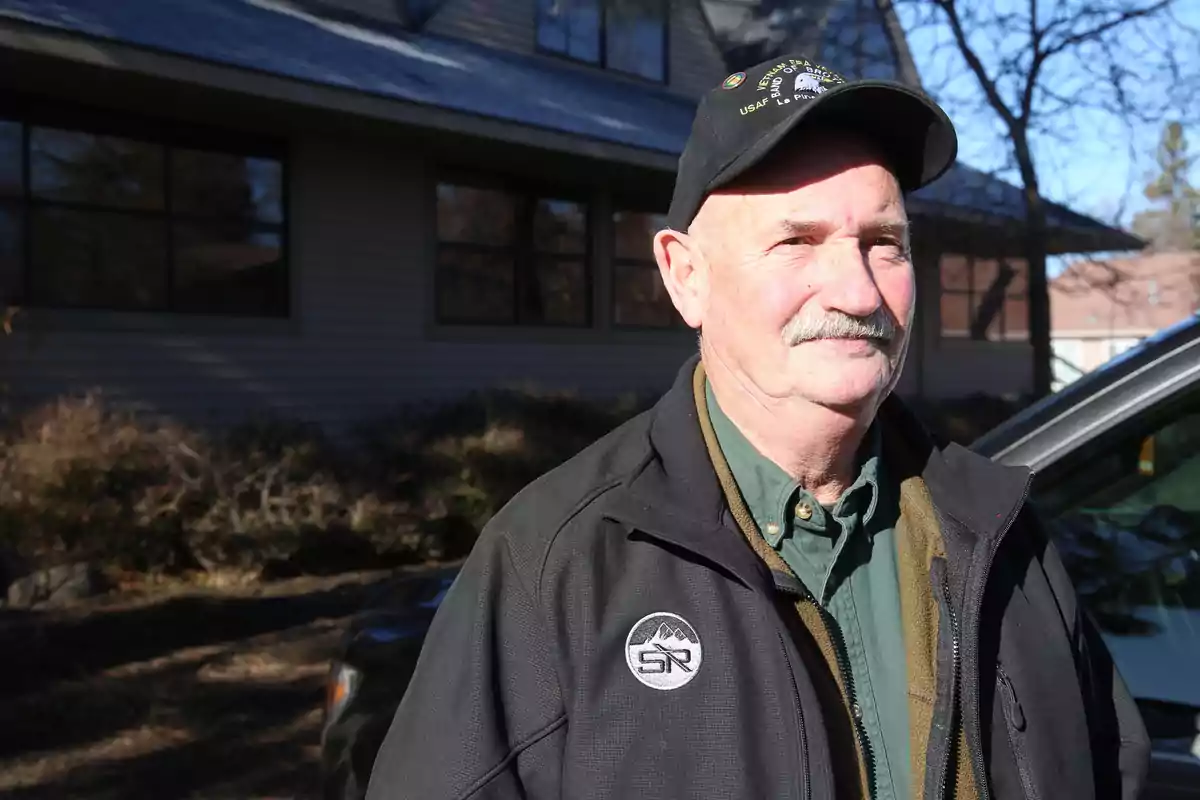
[603,355,1032,583]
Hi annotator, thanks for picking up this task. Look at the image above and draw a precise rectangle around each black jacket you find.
[366,357,1150,800]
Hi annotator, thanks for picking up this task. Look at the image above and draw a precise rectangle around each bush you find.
[0,388,649,587]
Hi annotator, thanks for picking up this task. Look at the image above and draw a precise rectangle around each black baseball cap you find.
[666,55,958,231]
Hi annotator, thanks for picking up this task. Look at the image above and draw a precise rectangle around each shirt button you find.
[796,502,813,521]
[852,702,863,721]
[765,522,780,536]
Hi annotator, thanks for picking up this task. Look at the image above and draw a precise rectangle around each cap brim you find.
[708,80,958,197]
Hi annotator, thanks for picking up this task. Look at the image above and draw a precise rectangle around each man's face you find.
[670,132,915,412]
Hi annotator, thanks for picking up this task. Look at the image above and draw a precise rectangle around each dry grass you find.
[0,569,397,799]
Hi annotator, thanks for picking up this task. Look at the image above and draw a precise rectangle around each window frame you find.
[433,174,595,329]
[939,253,1029,342]
[609,206,685,330]
[0,97,290,319]
[534,0,670,85]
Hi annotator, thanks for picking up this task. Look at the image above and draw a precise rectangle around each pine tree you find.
[1133,122,1199,252]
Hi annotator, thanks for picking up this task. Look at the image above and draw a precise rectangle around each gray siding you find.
[424,0,535,55]
[2,133,697,433]
[670,0,728,98]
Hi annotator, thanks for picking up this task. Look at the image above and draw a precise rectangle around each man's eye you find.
[870,239,907,257]
[780,237,815,247]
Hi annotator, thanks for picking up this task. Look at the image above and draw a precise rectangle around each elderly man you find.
[366,55,1149,800]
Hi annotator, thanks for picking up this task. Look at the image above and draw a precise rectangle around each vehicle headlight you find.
[325,662,360,724]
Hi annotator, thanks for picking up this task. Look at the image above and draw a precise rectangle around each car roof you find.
[971,314,1200,470]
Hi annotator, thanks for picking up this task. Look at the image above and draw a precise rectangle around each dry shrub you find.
[355,387,651,539]
[0,393,412,578]
[0,386,650,585]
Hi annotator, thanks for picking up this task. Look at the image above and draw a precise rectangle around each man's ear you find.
[653,228,707,329]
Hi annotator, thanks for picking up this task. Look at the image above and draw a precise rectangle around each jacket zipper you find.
[996,665,1039,800]
[934,565,961,800]
[936,474,1032,800]
[799,591,874,799]
[777,630,812,800]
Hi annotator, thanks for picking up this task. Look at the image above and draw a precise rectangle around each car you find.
[319,565,459,800]
[321,316,1200,799]
[974,313,1200,799]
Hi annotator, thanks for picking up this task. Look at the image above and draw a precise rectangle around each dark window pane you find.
[1004,297,1029,340]
[940,254,970,291]
[31,128,163,210]
[939,292,970,338]
[0,120,20,198]
[437,184,516,246]
[607,0,666,81]
[819,0,899,80]
[537,0,569,52]
[1003,257,1028,297]
[173,222,286,316]
[527,257,588,325]
[613,210,664,261]
[537,0,601,63]
[614,260,676,327]
[973,257,1000,294]
[173,150,282,223]
[437,246,515,324]
[0,205,22,304]
[534,199,587,255]
[30,208,166,310]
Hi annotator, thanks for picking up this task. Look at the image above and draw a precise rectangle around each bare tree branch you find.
[1041,0,1170,57]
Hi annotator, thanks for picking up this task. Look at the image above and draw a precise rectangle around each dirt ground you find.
[0,567,434,800]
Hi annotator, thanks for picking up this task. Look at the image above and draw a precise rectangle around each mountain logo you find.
[624,612,703,690]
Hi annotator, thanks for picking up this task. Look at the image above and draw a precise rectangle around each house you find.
[1050,251,1200,389]
[0,0,1142,435]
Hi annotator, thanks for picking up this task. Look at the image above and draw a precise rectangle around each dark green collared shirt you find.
[706,381,909,800]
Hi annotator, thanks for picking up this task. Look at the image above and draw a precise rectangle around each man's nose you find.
[818,245,884,318]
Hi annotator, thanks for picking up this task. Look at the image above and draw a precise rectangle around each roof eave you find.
[0,15,681,173]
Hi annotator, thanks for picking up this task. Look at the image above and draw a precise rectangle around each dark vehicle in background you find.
[321,316,1200,799]
[974,314,1200,799]
[320,566,458,800]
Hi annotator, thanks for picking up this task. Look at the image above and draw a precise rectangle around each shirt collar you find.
[705,379,884,543]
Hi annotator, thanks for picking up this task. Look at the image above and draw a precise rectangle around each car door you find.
[1026,387,1200,799]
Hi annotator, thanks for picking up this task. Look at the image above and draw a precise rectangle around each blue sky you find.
[895,0,1200,236]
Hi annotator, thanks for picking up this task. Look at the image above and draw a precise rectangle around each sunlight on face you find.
[690,131,916,411]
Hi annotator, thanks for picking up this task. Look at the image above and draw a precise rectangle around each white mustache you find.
[781,309,896,347]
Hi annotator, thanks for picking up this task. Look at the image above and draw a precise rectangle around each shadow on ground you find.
[0,570,414,800]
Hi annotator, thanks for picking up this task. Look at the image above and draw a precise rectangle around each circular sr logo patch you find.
[625,612,703,690]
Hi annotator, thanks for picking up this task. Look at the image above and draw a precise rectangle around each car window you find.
[1032,395,1200,759]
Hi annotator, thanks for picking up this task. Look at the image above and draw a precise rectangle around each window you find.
[939,254,1029,341]
[611,209,681,328]
[436,182,590,327]
[0,116,287,317]
[536,0,668,83]
[819,0,901,80]
[1032,394,1200,756]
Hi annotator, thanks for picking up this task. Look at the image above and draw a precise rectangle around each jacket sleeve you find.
[1034,511,1152,800]
[365,527,567,800]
